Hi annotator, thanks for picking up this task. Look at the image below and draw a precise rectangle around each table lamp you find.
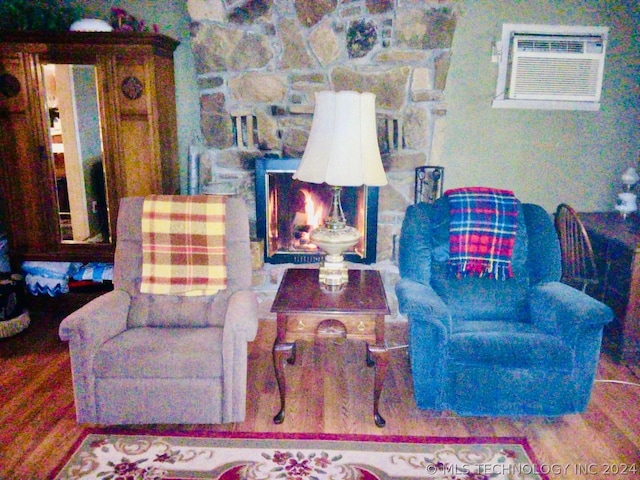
[616,166,639,218]
[621,167,639,191]
[293,90,387,289]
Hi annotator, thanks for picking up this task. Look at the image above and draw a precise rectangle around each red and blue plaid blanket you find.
[445,187,518,280]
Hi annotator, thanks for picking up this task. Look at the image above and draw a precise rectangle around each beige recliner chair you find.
[59,196,258,424]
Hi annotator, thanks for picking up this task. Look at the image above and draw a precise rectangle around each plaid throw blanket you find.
[445,187,518,280]
[141,195,227,296]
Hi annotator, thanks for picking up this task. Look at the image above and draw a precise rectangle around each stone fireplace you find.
[255,157,379,265]
[188,0,456,317]
[190,0,456,263]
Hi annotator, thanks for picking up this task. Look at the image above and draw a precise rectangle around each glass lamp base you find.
[318,261,349,290]
[311,224,360,290]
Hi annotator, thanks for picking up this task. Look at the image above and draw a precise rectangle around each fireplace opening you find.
[255,157,378,264]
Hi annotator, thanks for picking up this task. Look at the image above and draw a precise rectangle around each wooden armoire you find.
[0,32,180,266]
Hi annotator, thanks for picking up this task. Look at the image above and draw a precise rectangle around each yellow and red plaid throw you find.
[140,195,227,296]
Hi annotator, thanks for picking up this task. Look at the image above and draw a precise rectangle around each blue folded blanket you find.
[22,261,114,296]
[72,263,114,282]
[0,234,9,274]
[24,275,69,297]
[22,261,82,279]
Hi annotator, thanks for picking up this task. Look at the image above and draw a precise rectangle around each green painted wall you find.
[441,0,639,212]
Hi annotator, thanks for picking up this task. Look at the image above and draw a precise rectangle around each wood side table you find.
[271,268,391,427]
[579,212,640,363]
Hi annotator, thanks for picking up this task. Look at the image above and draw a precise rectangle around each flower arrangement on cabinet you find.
[110,7,159,33]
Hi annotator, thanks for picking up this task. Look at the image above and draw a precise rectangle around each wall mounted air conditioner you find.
[493,24,609,111]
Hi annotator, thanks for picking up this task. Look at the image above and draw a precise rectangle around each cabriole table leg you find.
[272,341,296,424]
[367,343,389,428]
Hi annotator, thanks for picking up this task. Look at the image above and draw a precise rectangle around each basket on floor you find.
[0,310,30,338]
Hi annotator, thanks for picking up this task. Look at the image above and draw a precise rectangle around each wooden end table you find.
[579,212,640,363]
[271,268,391,427]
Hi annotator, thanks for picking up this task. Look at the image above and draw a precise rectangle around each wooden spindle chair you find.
[554,203,602,298]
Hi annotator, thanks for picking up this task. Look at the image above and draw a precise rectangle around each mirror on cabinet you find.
[41,63,111,244]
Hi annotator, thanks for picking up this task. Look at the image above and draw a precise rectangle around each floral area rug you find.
[52,431,549,480]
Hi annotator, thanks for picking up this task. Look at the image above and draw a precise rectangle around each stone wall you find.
[187,0,455,316]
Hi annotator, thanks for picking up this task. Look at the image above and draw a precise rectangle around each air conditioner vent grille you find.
[517,39,585,53]
[512,57,602,98]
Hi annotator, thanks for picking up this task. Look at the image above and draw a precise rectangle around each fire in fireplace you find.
[255,157,379,264]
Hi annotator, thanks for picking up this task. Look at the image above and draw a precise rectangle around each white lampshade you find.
[622,167,639,186]
[293,91,387,187]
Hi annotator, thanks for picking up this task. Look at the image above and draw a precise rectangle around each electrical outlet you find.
[92,201,98,213]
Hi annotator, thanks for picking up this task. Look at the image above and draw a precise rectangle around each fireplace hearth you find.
[255,158,379,265]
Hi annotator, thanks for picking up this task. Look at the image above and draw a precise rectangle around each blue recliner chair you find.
[395,195,613,416]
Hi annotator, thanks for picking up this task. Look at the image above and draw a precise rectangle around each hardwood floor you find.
[1,307,639,479]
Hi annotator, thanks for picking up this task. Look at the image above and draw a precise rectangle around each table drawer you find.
[283,313,377,341]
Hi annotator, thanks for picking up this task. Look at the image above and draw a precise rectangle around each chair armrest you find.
[58,289,131,346]
[221,289,259,422]
[530,281,613,338]
[395,277,452,410]
[395,278,451,335]
[222,289,259,342]
[531,281,613,404]
[58,289,131,423]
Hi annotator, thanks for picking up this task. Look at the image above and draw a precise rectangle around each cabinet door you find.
[113,57,162,198]
[152,53,179,195]
[0,52,58,258]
